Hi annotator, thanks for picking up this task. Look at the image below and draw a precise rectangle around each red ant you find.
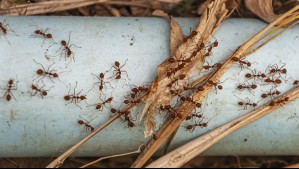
[245,69,267,82]
[183,30,198,43]
[77,120,95,132]
[179,95,202,108]
[231,57,252,70]
[110,108,136,128]
[185,119,208,133]
[185,112,203,122]
[264,77,283,86]
[207,80,223,93]
[64,82,90,110]
[166,63,185,78]
[88,97,113,111]
[267,63,287,77]
[269,96,289,107]
[110,60,130,80]
[1,79,17,101]
[237,83,257,94]
[32,28,54,46]
[124,94,142,105]
[92,72,112,93]
[261,89,281,99]
[0,19,17,44]
[203,61,223,71]
[236,97,258,110]
[160,104,182,119]
[166,74,186,88]
[31,82,53,99]
[33,59,68,84]
[58,32,80,65]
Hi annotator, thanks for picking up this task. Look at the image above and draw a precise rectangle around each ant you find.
[207,80,223,93]
[245,69,267,82]
[261,89,281,99]
[110,60,130,80]
[180,95,202,108]
[160,104,182,119]
[110,107,136,128]
[237,83,257,94]
[31,82,53,99]
[124,94,142,105]
[269,96,289,107]
[231,57,252,70]
[185,119,208,133]
[92,72,112,93]
[183,30,198,43]
[77,120,94,132]
[185,112,203,122]
[203,61,222,71]
[32,28,54,46]
[166,74,186,88]
[166,63,185,78]
[236,97,258,110]
[64,82,90,110]
[267,63,287,78]
[88,97,113,111]
[0,19,17,44]
[33,59,66,84]
[58,32,81,65]
[264,77,283,86]
[1,79,17,101]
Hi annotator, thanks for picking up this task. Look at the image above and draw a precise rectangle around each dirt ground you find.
[0,0,299,168]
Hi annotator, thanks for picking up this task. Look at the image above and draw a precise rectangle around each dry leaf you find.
[152,9,169,18]
[141,0,229,137]
[245,0,280,23]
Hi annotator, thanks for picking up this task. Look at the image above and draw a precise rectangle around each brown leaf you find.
[245,0,280,23]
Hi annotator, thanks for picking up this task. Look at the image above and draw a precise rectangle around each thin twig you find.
[80,145,144,168]
[146,87,299,168]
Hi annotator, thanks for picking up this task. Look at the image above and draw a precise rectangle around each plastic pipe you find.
[0,16,298,157]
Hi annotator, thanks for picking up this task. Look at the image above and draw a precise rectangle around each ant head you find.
[115,61,120,67]
[218,85,223,90]
[108,97,113,102]
[160,106,165,111]
[270,69,276,73]
[8,79,14,85]
[90,127,95,132]
[191,30,198,36]
[213,41,218,47]
[179,74,186,80]
[111,108,117,114]
[180,96,186,102]
[186,125,193,130]
[269,101,276,106]
[275,79,282,84]
[80,96,87,100]
[261,94,268,98]
[196,103,202,108]
[64,96,71,101]
[276,91,281,95]
[186,116,192,121]
[116,75,121,79]
[130,94,136,99]
[35,30,41,34]
[197,86,204,91]
[265,78,271,82]
[46,34,52,39]
[253,103,257,107]
[53,73,59,78]
[208,80,214,84]
[128,122,135,128]
[202,123,208,127]
[99,86,104,91]
[96,105,102,110]
[132,88,139,93]
[261,74,266,78]
[282,69,287,73]
[100,73,105,79]
[245,73,252,78]
[294,80,299,85]
[124,100,130,104]
[37,69,44,75]
[6,95,11,101]
[164,105,171,110]
[168,58,176,63]
[170,90,176,95]
[247,62,251,67]
[124,111,130,116]
[61,40,67,46]
[251,84,257,89]
[203,65,210,69]
[166,72,172,77]
[238,102,244,106]
[31,84,37,89]
[78,120,84,125]
[42,91,48,96]
[232,57,239,62]
[284,97,289,101]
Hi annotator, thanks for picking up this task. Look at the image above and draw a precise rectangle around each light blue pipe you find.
[0,17,298,157]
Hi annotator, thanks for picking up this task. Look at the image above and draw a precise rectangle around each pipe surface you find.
[0,16,298,157]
